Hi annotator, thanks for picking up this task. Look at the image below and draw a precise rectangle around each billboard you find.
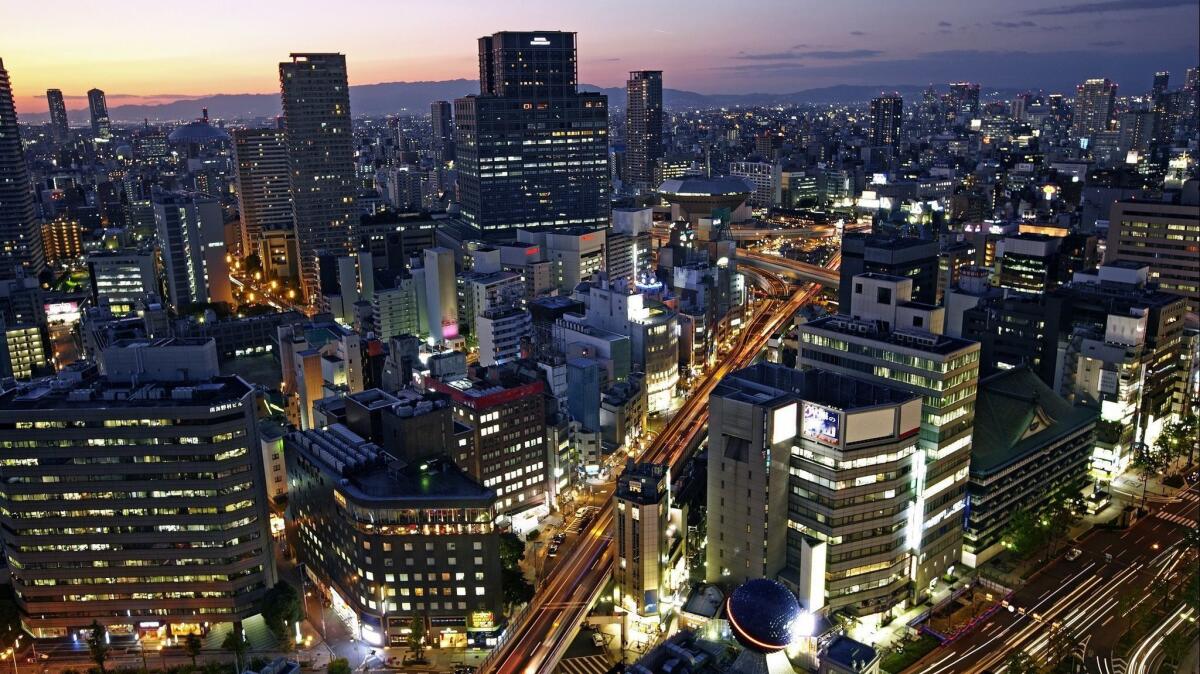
[801,403,840,445]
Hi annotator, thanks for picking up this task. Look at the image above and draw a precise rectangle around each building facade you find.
[624,71,663,193]
[233,127,293,259]
[0,59,45,281]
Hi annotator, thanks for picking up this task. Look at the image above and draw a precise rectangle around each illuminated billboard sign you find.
[801,403,840,445]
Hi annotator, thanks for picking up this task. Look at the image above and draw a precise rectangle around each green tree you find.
[502,567,535,608]
[184,632,203,667]
[327,658,351,674]
[221,628,248,674]
[1047,622,1079,673]
[86,620,111,674]
[1161,630,1190,667]
[1131,442,1168,508]
[499,532,526,570]
[407,616,427,662]
[1004,650,1039,674]
[261,582,303,640]
[1002,509,1046,558]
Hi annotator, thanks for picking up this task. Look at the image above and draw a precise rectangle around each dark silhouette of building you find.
[624,70,663,192]
[0,59,45,280]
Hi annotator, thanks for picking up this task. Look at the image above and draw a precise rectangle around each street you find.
[912,482,1200,674]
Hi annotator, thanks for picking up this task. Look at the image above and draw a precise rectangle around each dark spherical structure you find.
[726,578,803,653]
[168,120,230,144]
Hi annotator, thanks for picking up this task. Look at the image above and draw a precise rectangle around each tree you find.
[1002,508,1046,558]
[1047,622,1079,673]
[1131,442,1168,508]
[222,628,249,674]
[499,532,526,570]
[1161,630,1190,667]
[1004,650,1039,674]
[407,616,427,662]
[184,633,203,667]
[86,620,111,674]
[261,581,303,640]
[502,567,535,608]
[327,658,351,674]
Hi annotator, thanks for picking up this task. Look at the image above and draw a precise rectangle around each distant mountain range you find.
[26,80,1022,123]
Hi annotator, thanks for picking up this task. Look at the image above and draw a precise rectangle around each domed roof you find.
[726,579,803,653]
[168,120,231,144]
[657,176,754,197]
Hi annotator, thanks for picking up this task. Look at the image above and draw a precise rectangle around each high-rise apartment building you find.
[0,59,45,281]
[1072,78,1117,141]
[233,127,293,258]
[624,70,663,193]
[154,191,233,309]
[431,100,454,163]
[45,88,69,143]
[798,274,980,600]
[0,339,277,638]
[87,88,110,139]
[869,93,903,149]
[455,32,610,234]
[279,53,358,302]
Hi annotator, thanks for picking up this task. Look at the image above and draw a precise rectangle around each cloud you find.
[733,48,883,61]
[1027,0,1198,15]
[1089,39,1125,45]
[938,21,953,26]
[992,20,1038,28]
[596,57,622,62]
[849,30,867,35]
[712,62,807,73]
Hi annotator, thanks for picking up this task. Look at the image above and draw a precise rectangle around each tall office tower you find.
[420,247,459,343]
[45,88,69,143]
[1152,71,1170,99]
[87,88,110,139]
[430,100,454,163]
[947,82,980,121]
[798,274,980,601]
[279,53,358,303]
[869,93,903,149]
[624,70,663,193]
[1107,183,1200,313]
[1011,92,1032,122]
[1072,78,1117,140]
[0,59,45,281]
[706,363,922,617]
[455,31,610,235]
[0,338,277,638]
[838,233,938,307]
[613,461,677,620]
[233,127,293,257]
[154,191,233,309]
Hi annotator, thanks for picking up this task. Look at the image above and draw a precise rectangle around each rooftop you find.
[716,362,917,412]
[971,367,1097,476]
[823,636,879,673]
[803,314,978,357]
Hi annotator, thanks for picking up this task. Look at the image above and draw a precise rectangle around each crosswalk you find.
[1154,510,1198,528]
[557,654,612,674]
[1172,491,1199,504]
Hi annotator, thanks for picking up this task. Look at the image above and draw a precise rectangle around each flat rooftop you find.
[0,371,252,411]
[716,362,917,411]
[803,315,978,356]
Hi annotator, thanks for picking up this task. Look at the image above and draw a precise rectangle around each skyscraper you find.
[45,88,69,143]
[455,31,610,235]
[869,93,903,149]
[154,190,233,309]
[279,53,357,302]
[1072,78,1117,141]
[233,127,293,258]
[430,100,454,163]
[1152,71,1170,99]
[947,82,980,121]
[624,70,663,193]
[0,58,45,281]
[87,87,110,139]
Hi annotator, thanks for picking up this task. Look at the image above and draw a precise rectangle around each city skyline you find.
[3,0,1199,116]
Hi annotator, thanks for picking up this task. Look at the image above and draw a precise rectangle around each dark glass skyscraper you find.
[624,70,663,193]
[0,58,45,280]
[45,88,69,143]
[279,53,357,302]
[869,93,903,149]
[431,100,454,163]
[455,31,610,235]
[87,87,110,139]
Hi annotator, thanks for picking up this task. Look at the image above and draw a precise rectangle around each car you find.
[592,633,605,648]
[1065,547,1083,561]
[547,544,559,557]
[552,533,567,544]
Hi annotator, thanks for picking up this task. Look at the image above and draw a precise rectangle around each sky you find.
[3,0,1198,115]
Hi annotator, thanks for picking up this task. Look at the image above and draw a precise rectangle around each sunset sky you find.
[3,0,1198,116]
